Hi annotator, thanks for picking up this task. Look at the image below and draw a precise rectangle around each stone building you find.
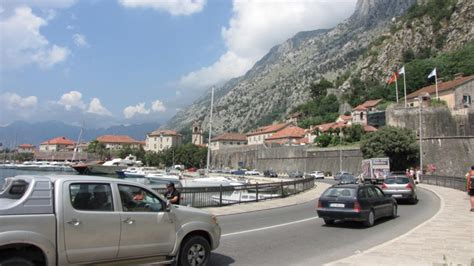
[96,135,141,150]
[406,75,474,110]
[191,121,204,146]
[351,99,382,125]
[39,136,75,152]
[245,122,294,145]
[209,133,247,150]
[146,130,182,152]
[18,144,36,153]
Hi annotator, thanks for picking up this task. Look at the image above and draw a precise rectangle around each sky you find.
[0,0,357,128]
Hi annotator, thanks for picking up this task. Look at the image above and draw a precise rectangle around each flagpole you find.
[403,70,407,108]
[435,72,439,100]
[206,86,214,175]
[395,76,399,103]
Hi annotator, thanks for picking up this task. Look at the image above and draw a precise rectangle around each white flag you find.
[398,66,405,75]
[428,68,437,79]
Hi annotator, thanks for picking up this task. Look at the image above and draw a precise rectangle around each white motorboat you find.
[179,176,246,188]
[145,173,181,186]
[72,154,143,175]
[211,190,278,204]
[117,166,162,178]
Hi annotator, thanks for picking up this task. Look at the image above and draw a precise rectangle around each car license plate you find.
[392,194,402,198]
[330,203,345,208]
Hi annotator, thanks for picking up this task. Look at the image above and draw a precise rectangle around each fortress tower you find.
[191,121,203,146]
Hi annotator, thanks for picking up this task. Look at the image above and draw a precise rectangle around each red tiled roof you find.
[148,129,181,137]
[362,99,382,108]
[353,104,368,111]
[406,75,474,100]
[246,122,292,136]
[97,135,139,144]
[212,133,247,142]
[19,144,35,148]
[338,115,352,121]
[313,122,349,133]
[266,126,306,140]
[41,136,75,145]
[363,125,378,132]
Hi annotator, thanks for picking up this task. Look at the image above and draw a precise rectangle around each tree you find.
[309,78,333,100]
[315,134,331,147]
[87,140,108,160]
[360,126,419,171]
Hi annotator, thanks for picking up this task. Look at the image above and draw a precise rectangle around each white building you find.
[96,135,141,150]
[245,122,293,145]
[146,130,182,152]
[210,133,247,150]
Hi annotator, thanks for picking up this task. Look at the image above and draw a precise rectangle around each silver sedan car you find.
[381,175,418,204]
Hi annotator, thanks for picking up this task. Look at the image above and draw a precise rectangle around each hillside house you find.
[406,75,474,109]
[18,144,36,153]
[96,135,141,150]
[351,99,383,125]
[246,122,294,145]
[146,130,182,152]
[39,136,75,152]
[265,126,308,145]
[210,133,247,150]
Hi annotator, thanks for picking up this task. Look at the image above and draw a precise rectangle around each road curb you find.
[324,185,444,266]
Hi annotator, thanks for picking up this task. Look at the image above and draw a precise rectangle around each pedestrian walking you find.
[164,182,181,205]
[466,166,474,212]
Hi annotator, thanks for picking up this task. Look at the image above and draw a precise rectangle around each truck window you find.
[118,184,163,212]
[70,183,114,211]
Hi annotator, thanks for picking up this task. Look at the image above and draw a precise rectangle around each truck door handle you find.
[67,219,81,226]
[123,217,135,225]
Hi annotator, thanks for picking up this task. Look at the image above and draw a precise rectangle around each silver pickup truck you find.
[0,175,221,266]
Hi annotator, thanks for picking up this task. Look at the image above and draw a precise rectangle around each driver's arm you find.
[169,195,179,204]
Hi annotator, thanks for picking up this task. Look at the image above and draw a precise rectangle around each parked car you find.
[231,169,246,175]
[316,184,397,227]
[245,169,260,175]
[0,175,221,266]
[288,170,304,178]
[338,174,358,184]
[264,170,278,177]
[381,175,418,204]
[308,171,325,179]
[334,171,352,181]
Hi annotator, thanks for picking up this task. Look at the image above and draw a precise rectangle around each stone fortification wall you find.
[386,105,474,136]
[422,136,474,177]
[211,145,364,175]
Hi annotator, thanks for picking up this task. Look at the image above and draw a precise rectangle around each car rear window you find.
[385,177,410,184]
[322,187,356,198]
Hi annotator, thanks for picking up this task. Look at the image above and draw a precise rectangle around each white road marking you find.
[222,216,319,237]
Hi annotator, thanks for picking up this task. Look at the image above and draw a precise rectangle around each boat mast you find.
[72,122,84,162]
[206,86,214,175]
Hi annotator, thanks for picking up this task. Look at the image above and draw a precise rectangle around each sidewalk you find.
[326,184,474,266]
[203,181,332,216]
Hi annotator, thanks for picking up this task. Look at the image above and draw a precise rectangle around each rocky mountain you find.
[0,121,160,148]
[166,0,473,134]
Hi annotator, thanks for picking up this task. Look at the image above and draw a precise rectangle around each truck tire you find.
[0,257,35,266]
[178,235,211,266]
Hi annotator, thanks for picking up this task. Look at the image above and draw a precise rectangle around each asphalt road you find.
[208,183,440,265]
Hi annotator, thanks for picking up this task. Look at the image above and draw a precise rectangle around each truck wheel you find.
[178,235,211,266]
[0,257,35,266]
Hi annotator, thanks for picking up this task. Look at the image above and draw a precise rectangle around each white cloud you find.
[0,6,70,70]
[87,98,112,116]
[58,90,85,110]
[123,103,150,119]
[119,0,206,15]
[177,0,356,92]
[72,33,88,47]
[151,100,166,112]
[0,92,38,110]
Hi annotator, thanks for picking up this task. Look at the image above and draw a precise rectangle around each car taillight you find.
[354,201,361,212]
[406,183,413,189]
[317,200,322,209]
[381,183,388,189]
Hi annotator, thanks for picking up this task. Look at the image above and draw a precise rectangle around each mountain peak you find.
[350,0,417,27]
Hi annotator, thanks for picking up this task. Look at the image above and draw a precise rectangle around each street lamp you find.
[417,93,430,180]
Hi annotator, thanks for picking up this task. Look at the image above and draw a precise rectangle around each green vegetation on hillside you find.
[293,79,340,129]
[405,0,457,32]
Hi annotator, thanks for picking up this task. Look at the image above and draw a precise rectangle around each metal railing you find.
[421,175,466,191]
[153,177,315,208]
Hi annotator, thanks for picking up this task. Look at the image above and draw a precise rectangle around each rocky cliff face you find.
[166,0,473,134]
